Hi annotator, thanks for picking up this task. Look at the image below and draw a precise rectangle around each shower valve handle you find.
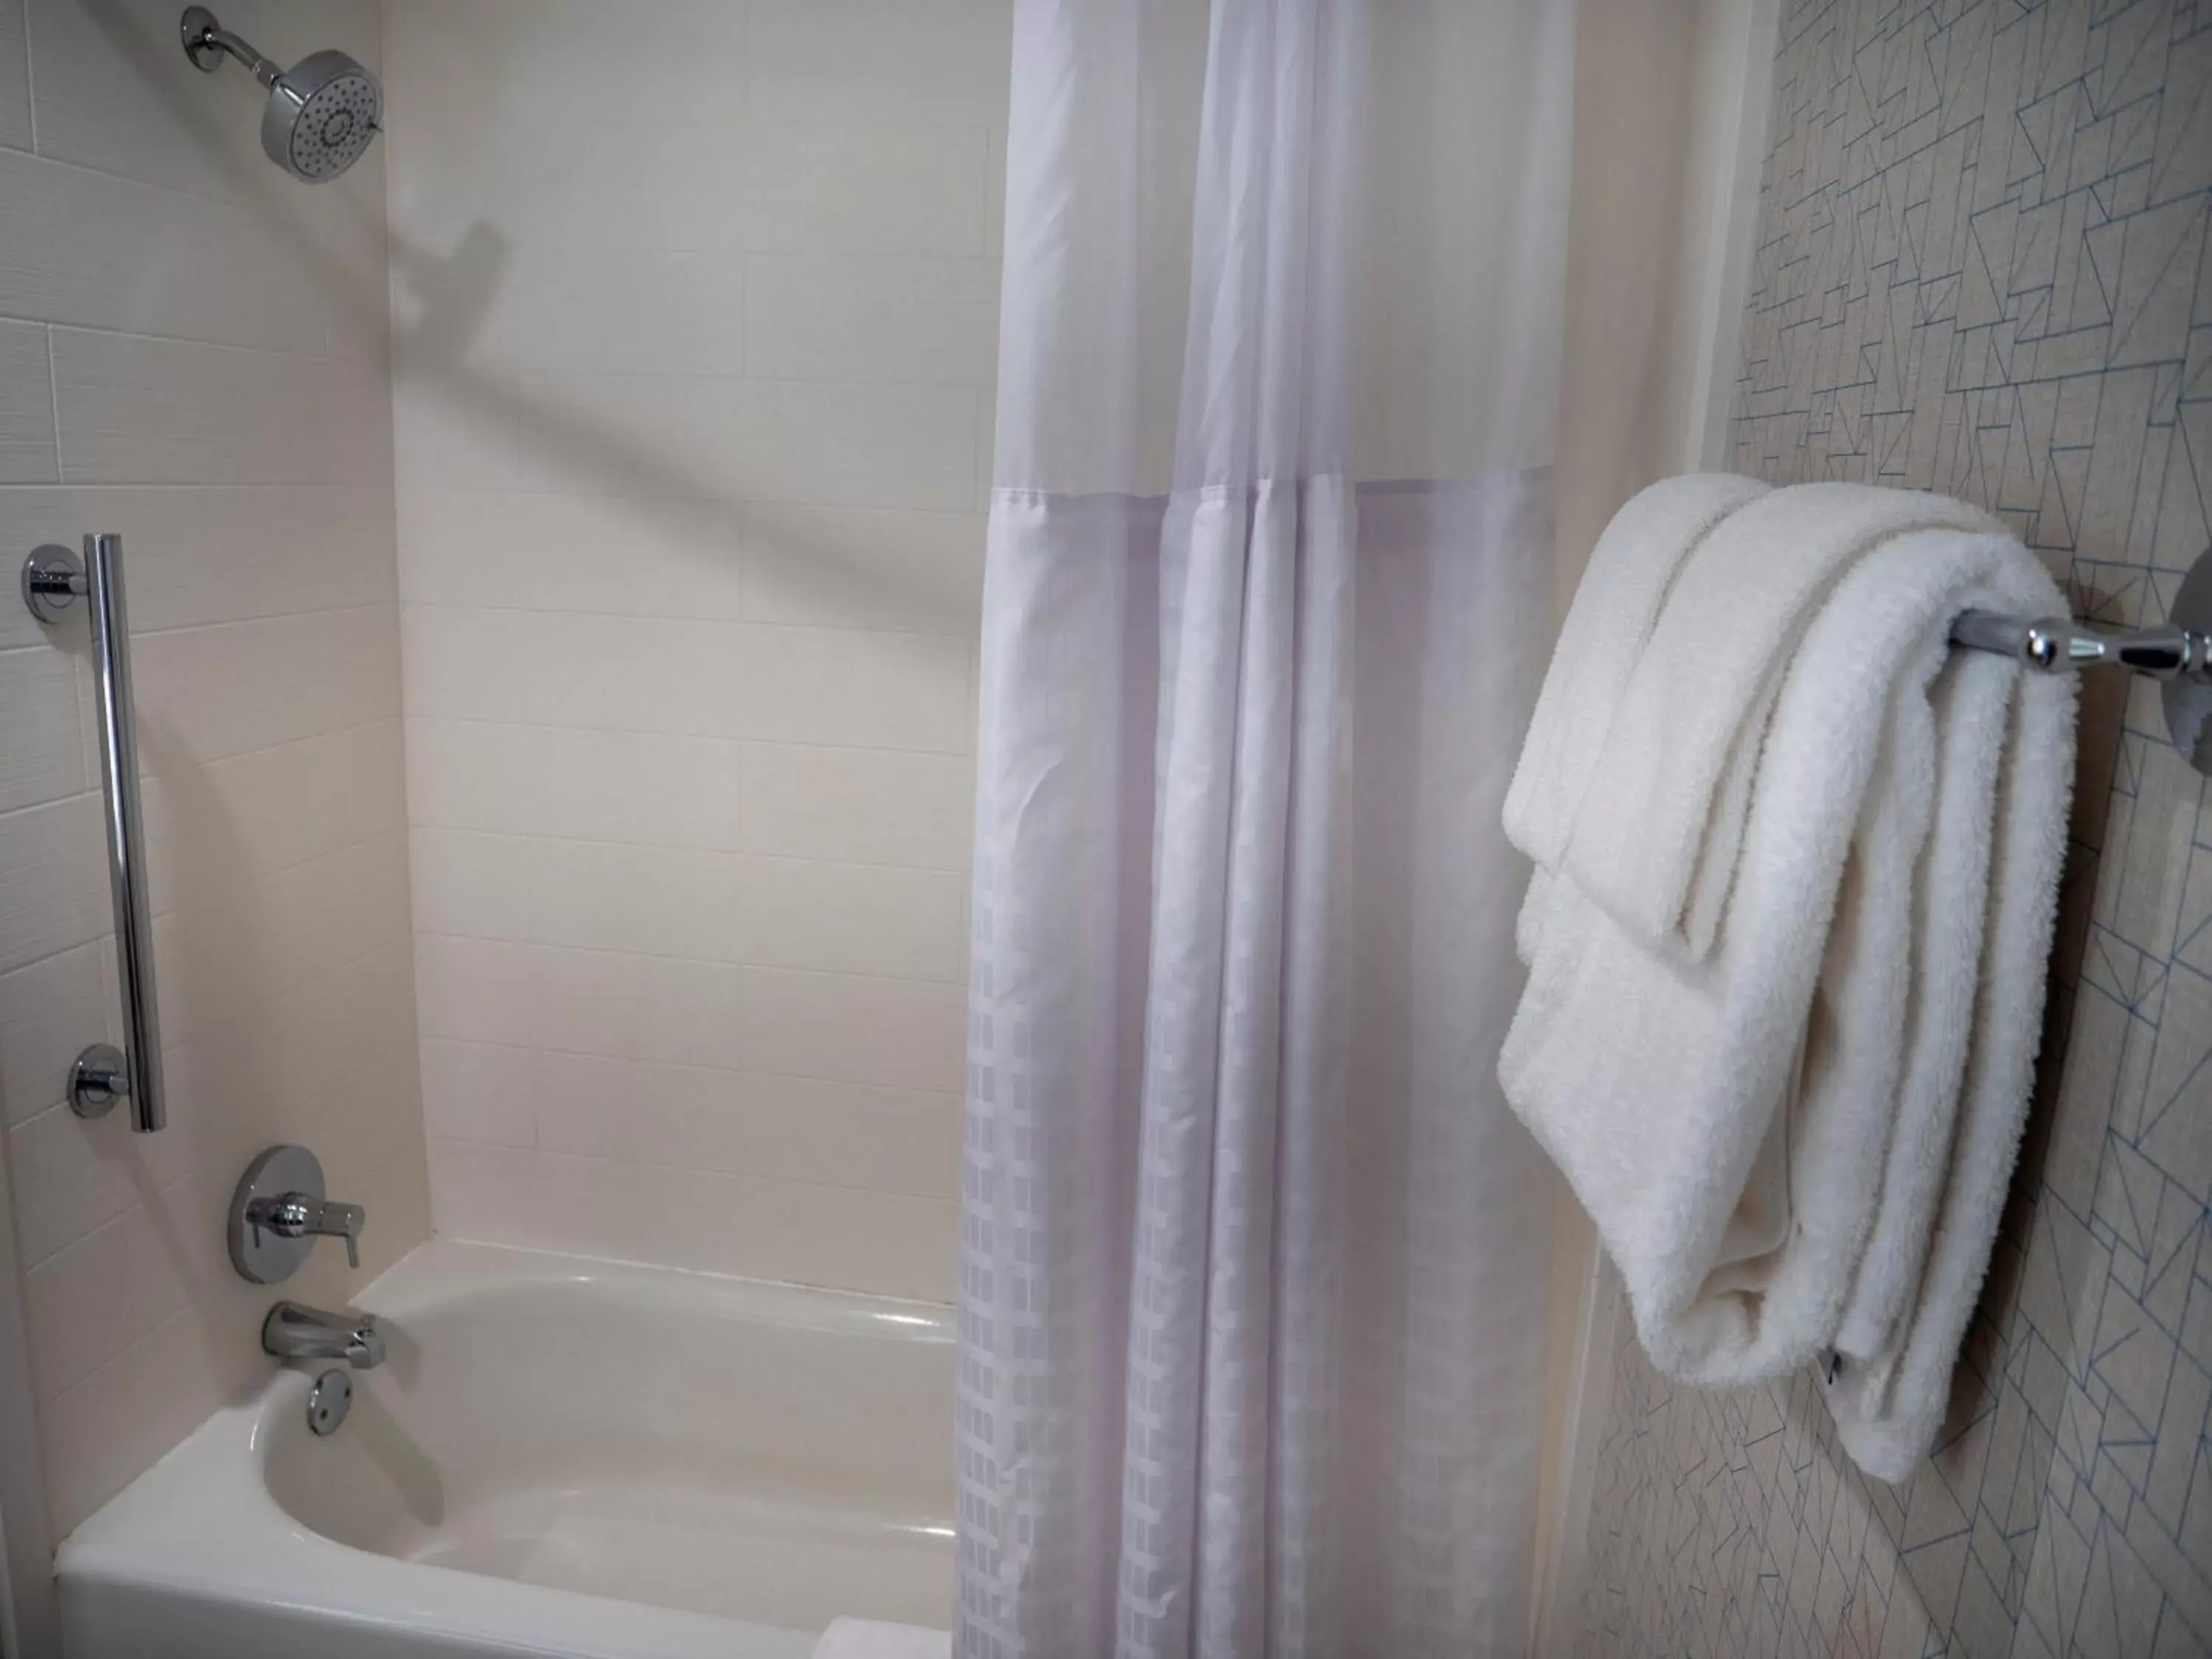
[248,1192,365,1269]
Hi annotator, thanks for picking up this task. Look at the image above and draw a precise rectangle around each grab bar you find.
[20,537,166,1133]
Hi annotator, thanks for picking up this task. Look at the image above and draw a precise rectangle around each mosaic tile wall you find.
[1571,1,2212,1655]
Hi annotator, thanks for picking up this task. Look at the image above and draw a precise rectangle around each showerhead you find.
[180,7,382,183]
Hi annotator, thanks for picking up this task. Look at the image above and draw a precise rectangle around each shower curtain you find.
[959,1,1575,1654]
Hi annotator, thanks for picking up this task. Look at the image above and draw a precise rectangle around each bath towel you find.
[1502,473,1770,880]
[1820,661,2075,1481]
[813,1618,952,1659]
[1500,518,2073,1407]
[1562,483,2003,961]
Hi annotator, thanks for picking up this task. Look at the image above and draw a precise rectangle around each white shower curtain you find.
[959,2,1574,1655]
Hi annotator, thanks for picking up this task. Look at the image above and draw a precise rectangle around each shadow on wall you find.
[74,0,984,641]
[385,222,983,639]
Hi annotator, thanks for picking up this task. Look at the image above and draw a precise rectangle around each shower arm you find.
[181,7,282,88]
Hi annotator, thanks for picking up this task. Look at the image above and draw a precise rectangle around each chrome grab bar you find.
[20,537,166,1133]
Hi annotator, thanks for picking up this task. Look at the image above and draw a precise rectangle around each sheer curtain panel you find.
[959,2,1576,1654]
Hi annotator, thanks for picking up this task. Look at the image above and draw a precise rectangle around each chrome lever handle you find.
[248,1192,364,1268]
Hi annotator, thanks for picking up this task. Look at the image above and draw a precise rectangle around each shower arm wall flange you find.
[181,6,282,88]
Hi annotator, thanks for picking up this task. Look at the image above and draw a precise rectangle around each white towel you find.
[1561,483,2003,961]
[812,1618,952,1659]
[1500,520,2073,1404]
[1502,473,1770,878]
[1822,661,2075,1480]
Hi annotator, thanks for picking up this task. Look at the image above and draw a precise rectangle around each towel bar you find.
[1950,549,2212,776]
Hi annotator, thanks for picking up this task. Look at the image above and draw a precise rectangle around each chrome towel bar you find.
[21,538,166,1133]
[1949,548,2212,776]
[1949,610,2212,680]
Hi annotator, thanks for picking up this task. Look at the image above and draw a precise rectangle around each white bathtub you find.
[56,1239,956,1658]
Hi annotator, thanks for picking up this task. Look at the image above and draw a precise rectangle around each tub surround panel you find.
[386,0,1006,1300]
[1571,3,2212,1656]
[0,0,423,1543]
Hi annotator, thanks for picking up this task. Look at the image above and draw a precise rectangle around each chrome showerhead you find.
[181,7,382,183]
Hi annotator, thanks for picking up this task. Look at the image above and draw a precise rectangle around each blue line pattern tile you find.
[1573,2,2212,1654]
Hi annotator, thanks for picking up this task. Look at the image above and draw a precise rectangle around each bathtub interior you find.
[261,1265,957,1632]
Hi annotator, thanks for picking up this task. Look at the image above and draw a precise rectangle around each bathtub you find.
[56,1239,956,1658]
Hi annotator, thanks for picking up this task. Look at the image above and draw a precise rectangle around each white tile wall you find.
[0,0,422,1540]
[386,0,1006,1304]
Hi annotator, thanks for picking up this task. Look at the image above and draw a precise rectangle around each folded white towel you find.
[812,1618,952,1659]
[1822,659,2075,1480]
[1500,520,2073,1404]
[1502,473,1769,879]
[1561,483,2003,961]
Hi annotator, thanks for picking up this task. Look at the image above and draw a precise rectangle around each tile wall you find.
[1571,1,2212,1655]
[384,0,1008,1303]
[0,0,425,1540]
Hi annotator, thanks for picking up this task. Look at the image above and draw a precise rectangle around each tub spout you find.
[262,1300,385,1369]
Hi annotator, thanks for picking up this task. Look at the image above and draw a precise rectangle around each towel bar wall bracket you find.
[1951,548,2212,777]
[19,540,166,1133]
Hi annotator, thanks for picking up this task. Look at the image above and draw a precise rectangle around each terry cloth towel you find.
[1820,657,2076,1481]
[1500,515,2074,1407]
[813,1618,952,1659]
[1503,473,1771,880]
[1562,482,2003,961]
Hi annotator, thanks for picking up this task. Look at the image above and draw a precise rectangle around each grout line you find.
[414,928,967,990]
[44,324,60,481]
[18,0,33,156]
[394,597,980,644]
[38,317,396,369]
[441,1138,961,1209]
[422,1038,961,1108]
[403,709,972,761]
[408,823,966,880]
[128,596,398,642]
[384,483,985,521]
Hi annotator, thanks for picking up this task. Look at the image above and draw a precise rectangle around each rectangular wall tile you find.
[131,605,400,767]
[396,487,745,622]
[0,644,83,814]
[0,941,113,1129]
[0,147,333,352]
[406,717,747,849]
[738,966,964,1094]
[0,0,29,152]
[742,126,990,257]
[0,319,55,481]
[743,254,998,387]
[0,487,396,647]
[52,328,394,487]
[740,741,976,871]
[746,0,1013,128]
[742,503,984,636]
[0,794,112,977]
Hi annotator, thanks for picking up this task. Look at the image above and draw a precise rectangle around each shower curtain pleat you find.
[959,3,1575,1655]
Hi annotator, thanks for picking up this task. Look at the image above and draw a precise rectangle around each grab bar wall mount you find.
[20,538,166,1133]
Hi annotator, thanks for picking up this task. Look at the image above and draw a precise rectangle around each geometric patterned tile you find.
[1573,1,2212,1653]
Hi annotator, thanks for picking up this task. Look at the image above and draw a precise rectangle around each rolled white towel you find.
[812,1618,952,1659]
[1500,519,2073,1405]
